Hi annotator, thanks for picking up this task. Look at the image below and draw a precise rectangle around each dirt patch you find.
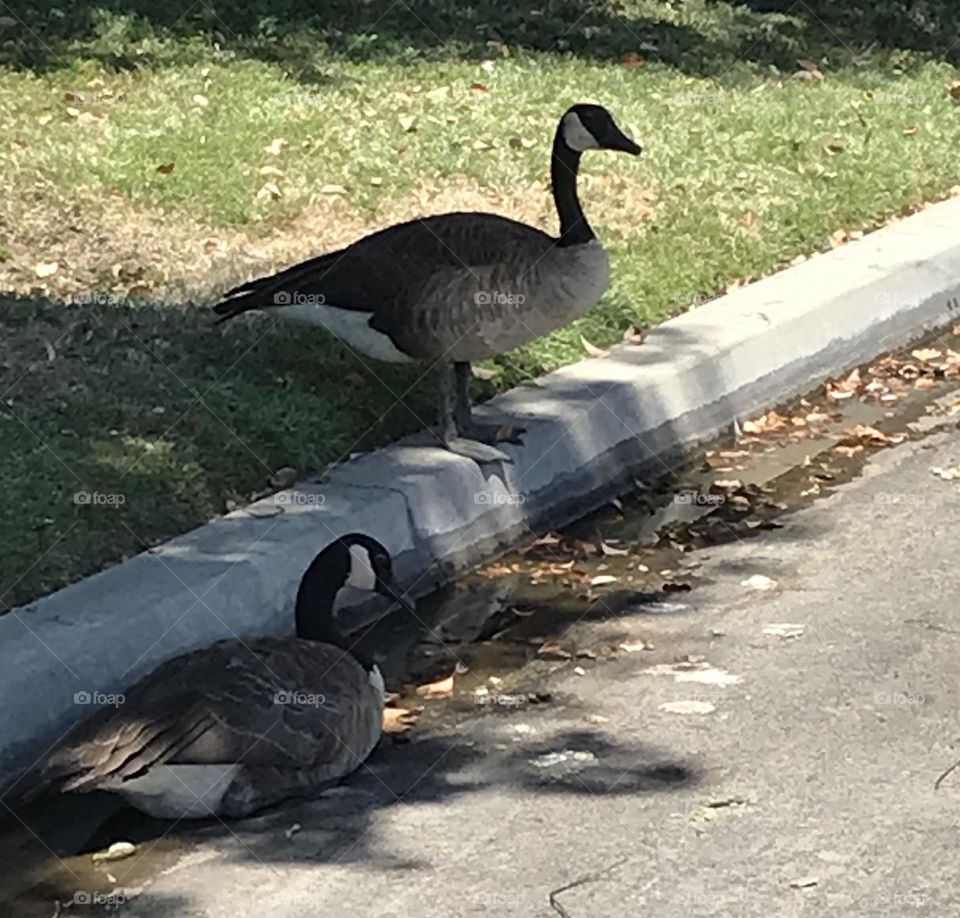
[0,174,656,306]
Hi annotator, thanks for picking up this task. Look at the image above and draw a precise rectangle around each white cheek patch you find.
[346,544,377,591]
[562,112,599,152]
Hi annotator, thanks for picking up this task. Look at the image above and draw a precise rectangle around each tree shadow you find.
[0,294,437,610]
[0,0,699,76]
[4,0,955,78]
[715,0,960,65]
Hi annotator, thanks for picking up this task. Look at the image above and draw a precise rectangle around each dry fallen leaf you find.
[827,367,862,399]
[739,210,762,233]
[91,841,137,863]
[912,348,942,362]
[256,182,282,201]
[580,336,609,358]
[416,673,455,698]
[842,424,904,447]
[622,325,648,345]
[263,137,287,156]
[470,365,497,380]
[619,640,651,653]
[741,410,788,434]
[469,81,490,92]
[156,162,175,174]
[834,444,864,459]
[319,183,348,195]
[34,261,59,278]
[789,876,819,889]
[932,466,960,481]
[660,700,715,715]
[590,574,619,586]
[600,541,629,556]
[713,478,743,490]
[763,623,805,639]
[382,705,422,733]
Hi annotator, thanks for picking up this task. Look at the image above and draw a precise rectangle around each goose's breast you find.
[443,241,610,361]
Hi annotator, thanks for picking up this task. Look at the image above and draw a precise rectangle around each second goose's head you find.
[295,533,414,643]
[558,104,643,156]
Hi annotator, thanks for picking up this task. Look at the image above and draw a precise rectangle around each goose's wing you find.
[28,638,380,796]
[212,212,555,323]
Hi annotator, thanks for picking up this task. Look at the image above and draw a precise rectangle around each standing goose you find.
[213,103,642,463]
[20,534,413,819]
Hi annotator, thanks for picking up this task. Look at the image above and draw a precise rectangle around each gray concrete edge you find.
[2,196,959,790]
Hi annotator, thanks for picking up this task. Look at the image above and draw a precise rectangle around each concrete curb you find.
[3,197,960,788]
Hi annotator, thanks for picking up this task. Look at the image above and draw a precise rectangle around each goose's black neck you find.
[295,554,377,671]
[551,131,595,247]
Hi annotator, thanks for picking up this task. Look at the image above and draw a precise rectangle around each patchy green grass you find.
[1,0,960,607]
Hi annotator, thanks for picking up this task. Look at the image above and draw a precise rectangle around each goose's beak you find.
[378,579,416,614]
[605,128,643,156]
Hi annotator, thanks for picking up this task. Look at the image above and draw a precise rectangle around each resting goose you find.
[22,534,412,819]
[214,103,642,463]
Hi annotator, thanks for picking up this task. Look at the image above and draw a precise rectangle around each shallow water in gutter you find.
[3,326,960,916]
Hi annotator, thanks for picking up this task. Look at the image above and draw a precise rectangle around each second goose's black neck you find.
[551,131,595,247]
[294,550,377,671]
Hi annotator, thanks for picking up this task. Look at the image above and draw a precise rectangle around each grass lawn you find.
[1,0,959,608]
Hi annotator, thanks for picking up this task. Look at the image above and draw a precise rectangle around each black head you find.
[558,104,643,156]
[295,533,414,642]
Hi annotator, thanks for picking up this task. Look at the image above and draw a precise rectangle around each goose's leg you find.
[435,363,511,464]
[453,361,525,446]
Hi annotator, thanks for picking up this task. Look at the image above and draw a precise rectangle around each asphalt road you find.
[117,426,960,917]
